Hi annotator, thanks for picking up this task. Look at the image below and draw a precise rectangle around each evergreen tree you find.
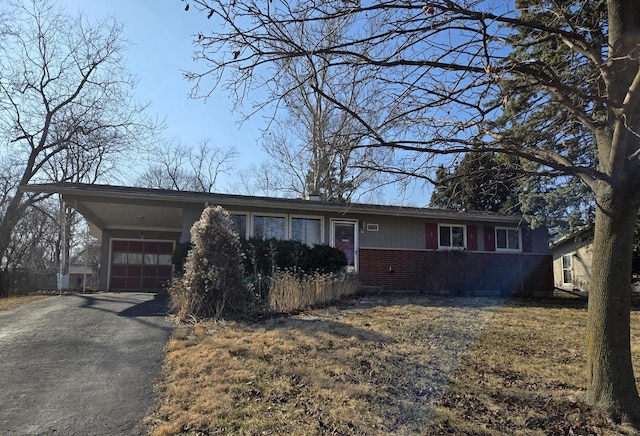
[484,0,603,229]
[429,153,521,214]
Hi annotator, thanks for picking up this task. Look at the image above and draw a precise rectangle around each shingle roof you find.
[20,182,525,224]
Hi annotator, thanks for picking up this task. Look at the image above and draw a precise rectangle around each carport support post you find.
[57,195,69,294]
[82,224,88,293]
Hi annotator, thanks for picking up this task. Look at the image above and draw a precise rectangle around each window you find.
[113,252,127,264]
[562,254,573,284]
[439,224,465,249]
[291,217,322,246]
[229,214,247,239]
[127,253,143,265]
[144,253,158,265]
[253,215,285,239]
[496,228,520,251]
[158,254,172,266]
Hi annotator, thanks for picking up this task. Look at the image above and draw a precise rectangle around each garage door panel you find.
[127,265,142,277]
[129,241,143,252]
[142,277,162,289]
[126,277,142,289]
[158,243,173,254]
[143,265,157,276]
[112,240,129,251]
[111,265,126,275]
[143,241,159,252]
[111,277,126,289]
[158,265,172,275]
[111,240,174,291]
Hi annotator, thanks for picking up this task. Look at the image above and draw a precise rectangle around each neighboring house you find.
[67,248,99,290]
[550,226,594,292]
[21,183,553,297]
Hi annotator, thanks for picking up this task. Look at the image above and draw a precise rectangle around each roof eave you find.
[19,182,526,224]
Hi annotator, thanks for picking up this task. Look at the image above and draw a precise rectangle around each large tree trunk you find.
[0,192,26,297]
[587,187,640,422]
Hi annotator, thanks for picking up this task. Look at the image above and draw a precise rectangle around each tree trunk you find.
[0,192,27,296]
[587,187,640,422]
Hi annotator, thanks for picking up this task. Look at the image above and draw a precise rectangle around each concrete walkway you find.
[0,292,172,435]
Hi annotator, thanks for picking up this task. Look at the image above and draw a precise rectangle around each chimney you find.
[307,192,321,201]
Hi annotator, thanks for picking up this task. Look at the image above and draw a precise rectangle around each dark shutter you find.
[426,223,438,249]
[467,225,478,251]
[484,226,495,251]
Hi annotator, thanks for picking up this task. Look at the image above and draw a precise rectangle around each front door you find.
[331,220,358,271]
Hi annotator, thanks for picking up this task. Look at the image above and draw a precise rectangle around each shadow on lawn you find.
[335,291,592,312]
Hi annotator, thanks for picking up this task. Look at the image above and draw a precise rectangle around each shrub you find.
[239,238,347,276]
[171,241,193,277]
[169,206,253,319]
[306,244,348,274]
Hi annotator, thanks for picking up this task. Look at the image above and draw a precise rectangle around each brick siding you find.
[359,248,553,297]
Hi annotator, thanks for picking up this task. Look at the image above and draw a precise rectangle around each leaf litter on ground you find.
[144,293,638,435]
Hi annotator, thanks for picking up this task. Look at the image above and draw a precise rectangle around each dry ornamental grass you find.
[0,294,50,312]
[144,294,640,435]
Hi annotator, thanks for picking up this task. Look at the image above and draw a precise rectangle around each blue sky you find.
[60,0,266,187]
[54,0,428,205]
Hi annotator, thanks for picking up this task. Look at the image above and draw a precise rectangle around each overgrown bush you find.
[306,244,349,274]
[239,238,347,276]
[268,270,359,313]
[171,241,193,277]
[170,234,350,314]
[169,206,253,319]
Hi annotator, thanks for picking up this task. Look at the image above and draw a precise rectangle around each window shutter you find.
[484,226,495,251]
[522,227,533,252]
[467,225,478,251]
[426,223,438,249]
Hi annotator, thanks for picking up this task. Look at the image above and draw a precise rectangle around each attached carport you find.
[20,183,186,292]
[21,182,366,292]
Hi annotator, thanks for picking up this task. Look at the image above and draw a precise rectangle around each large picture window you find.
[291,217,322,246]
[439,224,465,249]
[229,214,248,239]
[253,215,285,239]
[496,228,521,251]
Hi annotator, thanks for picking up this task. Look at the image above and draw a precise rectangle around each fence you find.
[0,267,99,296]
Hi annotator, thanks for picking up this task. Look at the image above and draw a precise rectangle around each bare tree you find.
[135,137,237,192]
[233,161,281,197]
[256,16,390,201]
[0,0,155,294]
[0,198,59,293]
[184,0,640,422]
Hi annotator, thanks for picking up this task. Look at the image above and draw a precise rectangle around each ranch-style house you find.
[21,183,553,297]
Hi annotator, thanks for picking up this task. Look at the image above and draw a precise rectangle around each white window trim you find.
[289,215,325,245]
[437,223,467,250]
[233,212,326,244]
[250,212,288,240]
[495,227,522,252]
[227,211,250,239]
[562,254,573,284]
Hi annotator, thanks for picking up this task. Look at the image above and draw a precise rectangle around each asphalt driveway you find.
[0,292,173,435]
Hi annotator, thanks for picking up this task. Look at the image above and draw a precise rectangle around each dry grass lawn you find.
[144,294,640,435]
[0,294,49,312]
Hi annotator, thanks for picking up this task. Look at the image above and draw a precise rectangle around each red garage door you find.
[110,240,174,291]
